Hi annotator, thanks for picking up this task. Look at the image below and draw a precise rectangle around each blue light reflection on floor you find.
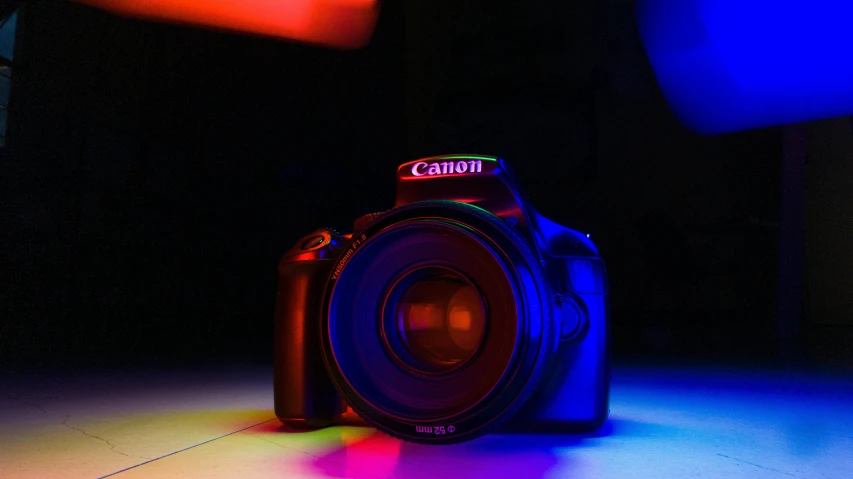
[305,365,853,479]
[636,0,853,134]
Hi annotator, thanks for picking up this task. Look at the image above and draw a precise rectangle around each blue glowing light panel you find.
[636,0,853,134]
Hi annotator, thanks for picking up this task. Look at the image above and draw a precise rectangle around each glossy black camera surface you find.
[274,154,609,444]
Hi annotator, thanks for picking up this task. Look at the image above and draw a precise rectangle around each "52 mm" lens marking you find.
[415,425,456,435]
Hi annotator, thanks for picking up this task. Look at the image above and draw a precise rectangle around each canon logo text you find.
[411,160,483,177]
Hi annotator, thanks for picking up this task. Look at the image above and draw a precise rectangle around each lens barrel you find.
[321,201,555,444]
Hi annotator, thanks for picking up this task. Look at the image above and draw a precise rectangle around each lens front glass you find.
[391,272,487,373]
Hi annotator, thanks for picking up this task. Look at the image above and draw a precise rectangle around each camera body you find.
[274,155,609,444]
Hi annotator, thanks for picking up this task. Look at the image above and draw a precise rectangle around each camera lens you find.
[321,201,555,444]
[389,271,487,374]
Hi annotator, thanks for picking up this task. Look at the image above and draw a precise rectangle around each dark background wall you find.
[805,118,853,365]
[1,0,820,369]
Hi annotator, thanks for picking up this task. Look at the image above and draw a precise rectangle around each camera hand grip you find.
[273,259,346,428]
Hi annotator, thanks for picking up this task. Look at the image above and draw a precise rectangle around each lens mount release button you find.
[556,295,584,341]
[301,235,326,250]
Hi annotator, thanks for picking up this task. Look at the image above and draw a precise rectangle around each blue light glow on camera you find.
[636,0,853,134]
[569,259,607,295]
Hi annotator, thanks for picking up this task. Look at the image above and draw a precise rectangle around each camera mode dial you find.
[281,228,344,263]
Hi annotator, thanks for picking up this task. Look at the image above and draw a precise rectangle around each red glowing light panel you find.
[74,0,379,49]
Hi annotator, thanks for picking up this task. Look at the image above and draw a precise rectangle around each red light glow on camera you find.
[74,0,379,49]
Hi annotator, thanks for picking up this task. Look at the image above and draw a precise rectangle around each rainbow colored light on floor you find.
[637,0,853,134]
[1,366,851,478]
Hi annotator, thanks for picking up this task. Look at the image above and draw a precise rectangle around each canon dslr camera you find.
[274,154,609,444]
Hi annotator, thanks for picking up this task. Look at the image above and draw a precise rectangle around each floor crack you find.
[6,394,58,414]
[97,417,279,478]
[62,416,131,458]
[240,431,323,458]
[23,401,48,414]
[716,453,800,477]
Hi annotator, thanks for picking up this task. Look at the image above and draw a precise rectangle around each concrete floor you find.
[1,363,851,479]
